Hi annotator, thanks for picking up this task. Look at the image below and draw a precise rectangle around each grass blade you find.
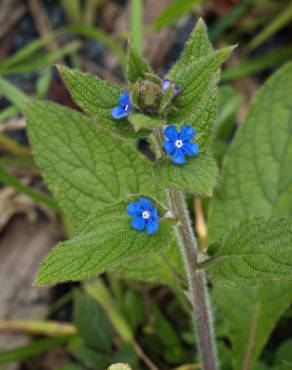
[0,337,70,366]
[130,0,143,53]
[222,46,292,80]
[0,165,58,211]
[249,3,292,50]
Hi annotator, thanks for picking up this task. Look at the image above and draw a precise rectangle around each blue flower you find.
[127,197,159,235]
[112,91,132,119]
[162,79,180,96]
[163,125,199,165]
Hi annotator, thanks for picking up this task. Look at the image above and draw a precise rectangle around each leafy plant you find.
[1,17,292,370]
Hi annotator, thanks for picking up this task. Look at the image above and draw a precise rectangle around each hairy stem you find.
[168,190,218,370]
[153,128,218,369]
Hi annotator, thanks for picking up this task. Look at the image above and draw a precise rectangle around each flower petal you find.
[174,84,181,95]
[127,201,140,216]
[179,125,195,141]
[112,106,128,119]
[164,125,178,141]
[150,208,159,220]
[172,148,186,164]
[183,141,199,157]
[162,79,171,92]
[146,219,159,235]
[131,216,146,231]
[163,140,175,155]
[119,91,130,105]
[139,197,153,210]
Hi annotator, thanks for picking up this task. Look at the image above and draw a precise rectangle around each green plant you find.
[1,18,292,370]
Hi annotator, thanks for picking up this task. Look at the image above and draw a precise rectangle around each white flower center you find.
[175,139,183,148]
[124,104,129,111]
[142,210,150,219]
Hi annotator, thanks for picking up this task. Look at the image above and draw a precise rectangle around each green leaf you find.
[168,44,234,150]
[26,100,164,226]
[123,290,146,331]
[208,63,292,369]
[128,112,162,131]
[274,339,292,367]
[72,344,109,370]
[171,46,234,116]
[74,290,113,351]
[111,345,139,368]
[127,42,151,84]
[167,18,212,80]
[208,62,292,242]
[213,283,292,370]
[116,239,184,288]
[169,85,218,152]
[35,201,175,285]
[57,65,136,138]
[204,217,292,286]
[154,153,218,195]
[151,303,184,364]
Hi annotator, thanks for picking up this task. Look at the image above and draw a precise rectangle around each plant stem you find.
[153,128,218,370]
[168,189,218,370]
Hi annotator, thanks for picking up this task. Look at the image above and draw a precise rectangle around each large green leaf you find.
[35,201,175,285]
[57,65,136,138]
[213,283,292,370]
[26,100,164,226]
[208,63,292,369]
[205,217,292,286]
[208,62,292,241]
[154,153,218,195]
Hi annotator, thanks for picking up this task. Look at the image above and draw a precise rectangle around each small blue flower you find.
[163,125,199,165]
[162,79,180,96]
[112,91,132,119]
[127,197,159,235]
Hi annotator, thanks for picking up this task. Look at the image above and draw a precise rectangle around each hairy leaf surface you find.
[167,21,227,150]
[35,202,175,285]
[26,100,163,225]
[208,63,292,369]
[57,65,136,138]
[154,153,218,195]
[167,18,212,79]
[116,239,184,288]
[206,217,292,286]
[127,42,152,84]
